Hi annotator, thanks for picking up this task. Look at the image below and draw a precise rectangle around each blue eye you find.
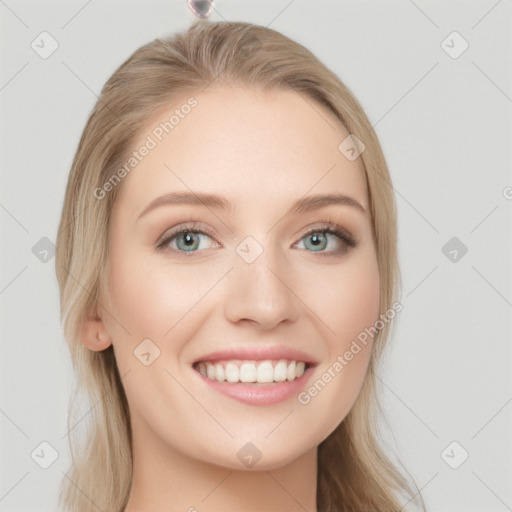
[294,225,357,255]
[156,227,219,253]
[156,222,357,255]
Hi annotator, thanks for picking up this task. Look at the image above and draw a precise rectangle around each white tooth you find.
[225,362,239,382]
[206,362,215,379]
[214,363,225,381]
[295,361,306,377]
[274,360,287,382]
[239,362,257,383]
[256,361,274,383]
[286,361,296,381]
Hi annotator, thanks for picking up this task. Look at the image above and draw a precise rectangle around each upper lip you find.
[193,345,319,366]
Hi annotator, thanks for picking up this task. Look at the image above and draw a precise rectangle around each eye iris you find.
[306,233,327,251]
[177,232,200,251]
[162,227,346,254]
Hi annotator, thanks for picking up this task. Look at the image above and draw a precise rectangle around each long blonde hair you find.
[55,20,425,512]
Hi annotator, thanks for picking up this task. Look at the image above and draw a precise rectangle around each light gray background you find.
[1,1,511,511]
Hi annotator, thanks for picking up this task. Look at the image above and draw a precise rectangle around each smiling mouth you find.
[192,359,311,384]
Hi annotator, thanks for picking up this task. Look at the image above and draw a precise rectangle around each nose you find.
[223,240,301,330]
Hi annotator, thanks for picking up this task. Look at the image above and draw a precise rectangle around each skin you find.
[82,84,380,512]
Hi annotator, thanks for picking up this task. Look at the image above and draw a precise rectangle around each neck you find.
[123,417,318,512]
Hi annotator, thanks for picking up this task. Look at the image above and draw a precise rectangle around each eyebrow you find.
[137,191,366,220]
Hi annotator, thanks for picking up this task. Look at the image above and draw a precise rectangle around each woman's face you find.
[99,85,380,470]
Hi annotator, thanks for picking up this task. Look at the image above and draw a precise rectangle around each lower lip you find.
[194,366,315,406]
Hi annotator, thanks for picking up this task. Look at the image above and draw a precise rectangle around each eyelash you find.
[155,218,358,257]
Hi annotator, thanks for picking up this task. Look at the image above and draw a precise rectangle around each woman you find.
[55,19,425,512]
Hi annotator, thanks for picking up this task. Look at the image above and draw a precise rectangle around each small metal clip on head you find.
[187,0,215,19]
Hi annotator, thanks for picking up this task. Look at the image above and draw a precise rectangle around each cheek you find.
[334,255,381,340]
[328,250,381,371]
[292,251,380,437]
[299,250,381,348]
[106,241,199,336]
[103,247,211,412]
[104,239,228,374]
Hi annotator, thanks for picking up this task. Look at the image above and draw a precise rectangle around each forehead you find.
[114,85,369,217]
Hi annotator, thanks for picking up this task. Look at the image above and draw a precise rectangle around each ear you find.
[80,305,113,351]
